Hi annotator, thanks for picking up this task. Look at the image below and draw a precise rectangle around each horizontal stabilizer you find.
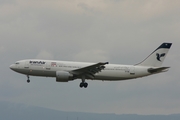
[148,67,170,74]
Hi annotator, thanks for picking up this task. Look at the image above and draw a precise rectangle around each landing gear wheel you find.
[79,82,88,88]
[27,79,30,83]
[84,83,88,88]
[80,83,84,88]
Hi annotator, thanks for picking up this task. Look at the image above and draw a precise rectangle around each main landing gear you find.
[79,82,88,88]
[79,76,88,88]
[27,75,30,83]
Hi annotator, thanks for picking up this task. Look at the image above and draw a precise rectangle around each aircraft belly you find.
[30,70,56,77]
[94,71,133,81]
[14,68,56,77]
[94,76,129,81]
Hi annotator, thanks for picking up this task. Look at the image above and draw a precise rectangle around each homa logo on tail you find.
[156,53,166,61]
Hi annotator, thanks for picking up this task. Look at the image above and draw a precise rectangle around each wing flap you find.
[70,62,109,79]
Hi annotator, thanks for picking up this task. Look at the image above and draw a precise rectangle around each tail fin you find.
[136,43,172,67]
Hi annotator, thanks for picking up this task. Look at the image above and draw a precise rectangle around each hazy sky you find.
[0,0,180,115]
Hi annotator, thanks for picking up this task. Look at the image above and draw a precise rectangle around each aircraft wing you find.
[70,62,109,79]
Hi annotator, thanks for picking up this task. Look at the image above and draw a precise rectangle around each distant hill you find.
[0,101,180,120]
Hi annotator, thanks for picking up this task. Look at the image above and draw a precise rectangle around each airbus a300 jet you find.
[10,43,172,88]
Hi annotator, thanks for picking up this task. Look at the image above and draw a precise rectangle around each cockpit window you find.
[15,62,20,64]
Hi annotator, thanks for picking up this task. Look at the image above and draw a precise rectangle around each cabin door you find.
[46,62,51,70]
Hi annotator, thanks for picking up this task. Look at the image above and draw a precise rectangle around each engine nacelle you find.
[56,71,73,82]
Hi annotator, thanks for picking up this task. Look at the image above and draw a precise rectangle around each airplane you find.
[10,43,172,88]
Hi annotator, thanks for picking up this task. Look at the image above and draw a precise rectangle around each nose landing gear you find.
[27,75,30,83]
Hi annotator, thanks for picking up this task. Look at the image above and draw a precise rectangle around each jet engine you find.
[56,71,73,82]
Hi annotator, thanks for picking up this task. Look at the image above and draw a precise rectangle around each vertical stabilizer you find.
[136,43,172,67]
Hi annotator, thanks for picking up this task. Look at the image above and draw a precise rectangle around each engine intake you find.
[56,71,73,82]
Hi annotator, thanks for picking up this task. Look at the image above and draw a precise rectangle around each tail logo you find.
[156,53,166,61]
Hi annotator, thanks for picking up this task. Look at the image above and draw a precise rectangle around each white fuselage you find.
[10,59,151,81]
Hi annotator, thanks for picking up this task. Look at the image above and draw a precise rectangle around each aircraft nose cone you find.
[9,64,15,70]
